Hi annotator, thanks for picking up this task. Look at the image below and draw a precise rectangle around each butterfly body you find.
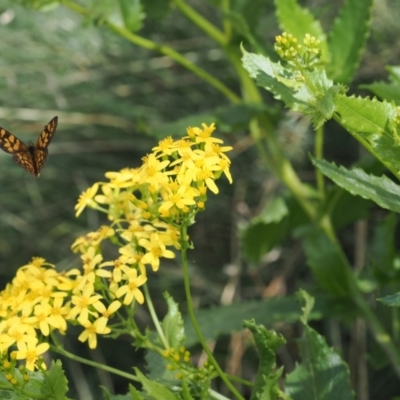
[0,117,58,177]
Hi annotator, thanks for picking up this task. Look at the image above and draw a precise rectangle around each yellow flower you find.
[105,168,140,188]
[139,233,175,271]
[115,268,147,305]
[92,300,121,322]
[68,286,103,325]
[139,154,170,187]
[29,303,54,336]
[74,247,103,291]
[158,184,196,213]
[78,318,111,349]
[187,123,222,146]
[152,136,175,156]
[16,336,49,371]
[75,183,100,217]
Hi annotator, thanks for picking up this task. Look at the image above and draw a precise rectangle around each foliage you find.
[0,0,400,398]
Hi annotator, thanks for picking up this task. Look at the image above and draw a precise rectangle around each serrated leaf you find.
[40,360,69,400]
[378,292,400,307]
[274,0,329,63]
[129,384,144,400]
[244,320,285,400]
[118,0,144,31]
[334,94,396,139]
[241,48,338,124]
[134,368,179,400]
[327,0,373,83]
[334,94,400,171]
[297,289,314,324]
[285,292,354,400]
[241,48,302,108]
[162,293,185,348]
[311,156,400,213]
[360,82,400,104]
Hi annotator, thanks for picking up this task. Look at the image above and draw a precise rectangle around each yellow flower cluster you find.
[0,256,127,371]
[73,122,232,273]
[0,123,232,371]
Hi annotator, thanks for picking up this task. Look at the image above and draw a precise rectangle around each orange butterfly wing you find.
[0,116,58,177]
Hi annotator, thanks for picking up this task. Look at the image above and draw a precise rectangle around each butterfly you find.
[0,116,58,177]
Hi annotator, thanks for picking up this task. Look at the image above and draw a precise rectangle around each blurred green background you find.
[1,0,400,398]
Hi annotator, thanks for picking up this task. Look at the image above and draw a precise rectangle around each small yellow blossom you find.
[139,233,175,271]
[78,318,111,349]
[115,268,147,305]
[75,183,100,217]
[15,336,49,371]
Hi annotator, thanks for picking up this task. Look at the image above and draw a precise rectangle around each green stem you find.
[172,0,227,46]
[51,342,139,382]
[143,283,169,348]
[315,124,325,198]
[221,0,232,40]
[180,224,244,400]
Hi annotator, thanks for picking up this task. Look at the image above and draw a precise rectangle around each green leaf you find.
[241,48,338,126]
[274,0,329,63]
[311,156,400,213]
[145,349,177,383]
[184,296,331,347]
[334,94,400,169]
[244,320,285,400]
[334,94,396,139]
[312,85,343,128]
[297,289,315,324]
[286,292,354,400]
[129,384,145,400]
[378,292,400,307]
[302,226,354,296]
[162,292,185,348]
[241,194,309,263]
[134,368,179,400]
[254,196,289,224]
[361,66,400,103]
[40,360,69,400]
[103,386,133,400]
[241,48,300,109]
[118,0,144,31]
[327,0,374,83]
